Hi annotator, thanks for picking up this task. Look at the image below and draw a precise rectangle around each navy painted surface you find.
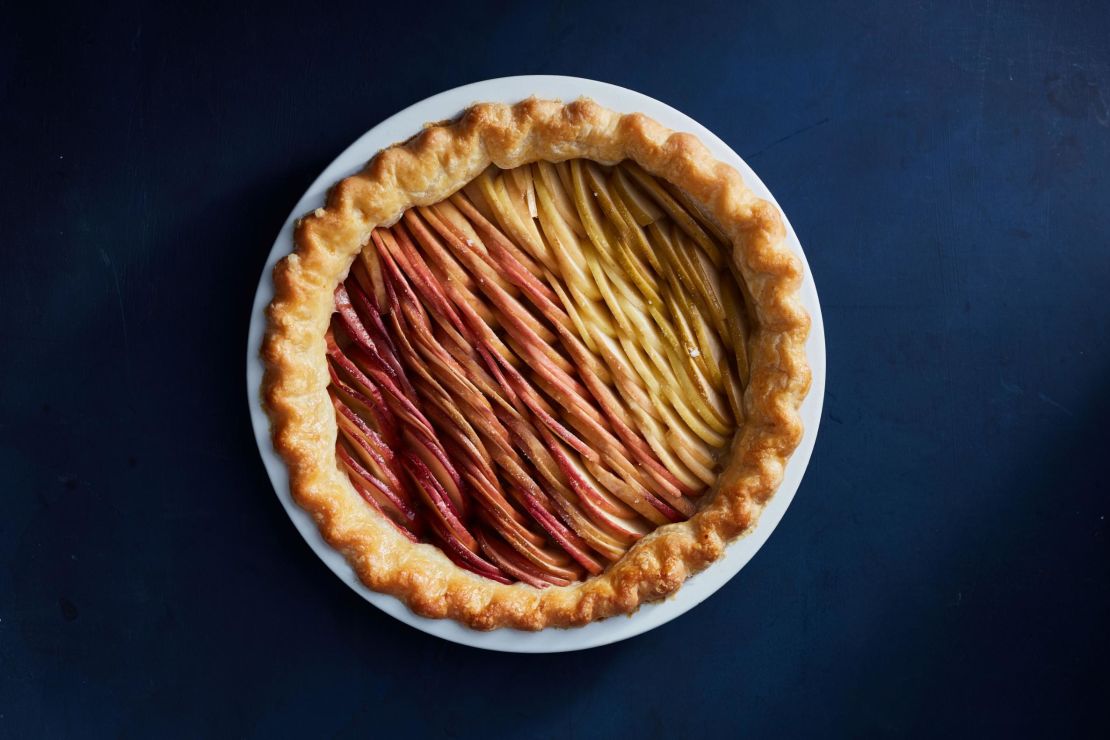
[2,1,1108,736]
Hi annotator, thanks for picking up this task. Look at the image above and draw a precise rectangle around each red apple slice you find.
[335,442,420,536]
[475,527,572,588]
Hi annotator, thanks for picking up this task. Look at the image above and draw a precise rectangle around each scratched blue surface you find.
[2,1,1108,736]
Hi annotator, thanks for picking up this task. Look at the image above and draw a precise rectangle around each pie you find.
[262,97,810,630]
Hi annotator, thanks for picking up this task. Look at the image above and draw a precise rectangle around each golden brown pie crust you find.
[261,97,811,630]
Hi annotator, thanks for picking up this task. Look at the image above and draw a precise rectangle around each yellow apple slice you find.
[534,161,586,237]
[611,166,664,225]
[621,160,724,268]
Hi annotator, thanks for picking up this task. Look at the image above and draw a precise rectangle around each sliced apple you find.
[620,160,724,267]
[323,158,756,587]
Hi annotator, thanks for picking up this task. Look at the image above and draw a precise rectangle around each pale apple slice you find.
[646,221,728,343]
[545,271,603,358]
[687,300,727,389]
[582,246,633,337]
[572,162,662,307]
[552,161,577,203]
[621,160,724,268]
[534,161,586,237]
[652,401,721,487]
[504,166,539,230]
[610,166,664,226]
[688,234,729,323]
[475,170,553,271]
[719,275,752,387]
[659,173,731,245]
[585,163,663,274]
[655,310,732,432]
[461,172,498,222]
[722,357,745,424]
[509,164,539,219]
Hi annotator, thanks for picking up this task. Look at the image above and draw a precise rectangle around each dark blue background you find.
[3,0,1108,736]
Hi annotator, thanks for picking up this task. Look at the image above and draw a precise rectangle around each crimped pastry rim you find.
[261,97,811,631]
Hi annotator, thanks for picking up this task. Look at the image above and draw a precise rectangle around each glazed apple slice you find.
[585,163,663,274]
[402,452,475,544]
[466,475,584,581]
[532,174,601,301]
[512,485,605,575]
[475,169,554,273]
[719,274,752,387]
[334,441,420,538]
[475,527,575,588]
[345,279,413,386]
[658,171,732,245]
[543,491,629,562]
[331,287,435,440]
[610,166,664,226]
[331,392,403,489]
[356,240,390,311]
[475,380,636,554]
[620,160,724,268]
[436,197,542,292]
[432,521,513,584]
[571,162,662,308]
[533,161,586,237]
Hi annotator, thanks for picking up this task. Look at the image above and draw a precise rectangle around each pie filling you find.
[327,158,752,587]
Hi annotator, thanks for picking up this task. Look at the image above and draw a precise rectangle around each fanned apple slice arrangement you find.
[326,159,753,587]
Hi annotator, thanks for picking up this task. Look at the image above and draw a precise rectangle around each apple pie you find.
[262,98,810,630]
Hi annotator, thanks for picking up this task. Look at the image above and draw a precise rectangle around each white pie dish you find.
[246,75,826,653]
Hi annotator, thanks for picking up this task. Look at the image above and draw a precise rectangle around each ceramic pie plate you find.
[246,75,826,653]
